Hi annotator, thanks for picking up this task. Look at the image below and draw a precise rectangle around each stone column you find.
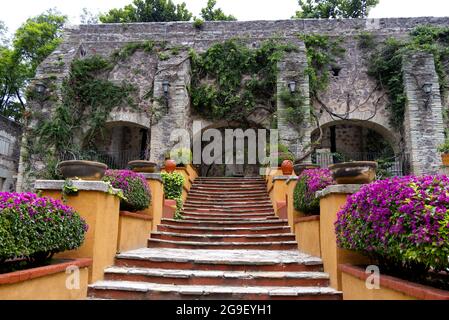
[403,52,445,175]
[150,54,192,164]
[277,46,311,159]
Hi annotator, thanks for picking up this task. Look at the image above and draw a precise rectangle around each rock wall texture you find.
[17,17,449,188]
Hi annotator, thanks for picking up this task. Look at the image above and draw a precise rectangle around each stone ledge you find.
[34,180,121,194]
[140,173,162,182]
[316,184,362,199]
[273,176,297,182]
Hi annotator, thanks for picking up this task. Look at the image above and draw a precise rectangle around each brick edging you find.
[339,264,449,300]
[120,211,153,221]
[0,258,92,285]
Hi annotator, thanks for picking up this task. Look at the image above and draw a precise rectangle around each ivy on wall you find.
[368,25,449,130]
[189,39,299,124]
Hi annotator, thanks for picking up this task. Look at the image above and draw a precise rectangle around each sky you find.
[0,0,448,35]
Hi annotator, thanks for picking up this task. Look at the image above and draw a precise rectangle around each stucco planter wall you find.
[340,264,449,300]
[0,259,91,300]
[294,215,321,258]
[118,211,153,253]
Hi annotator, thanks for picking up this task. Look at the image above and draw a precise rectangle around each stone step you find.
[161,218,288,228]
[183,205,274,212]
[88,281,341,300]
[184,199,273,208]
[191,184,267,189]
[114,248,324,272]
[181,212,275,219]
[103,267,331,287]
[147,238,298,250]
[194,178,265,182]
[190,186,268,192]
[186,195,271,202]
[189,189,268,195]
[179,216,278,222]
[157,224,292,235]
[151,231,296,243]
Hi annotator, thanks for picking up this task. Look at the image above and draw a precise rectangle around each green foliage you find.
[0,10,67,120]
[438,139,449,154]
[112,41,155,61]
[0,193,87,270]
[200,0,236,21]
[161,172,185,199]
[190,39,297,122]
[35,55,136,154]
[161,172,185,220]
[294,0,379,19]
[99,0,192,23]
[170,148,192,166]
[357,31,376,51]
[300,34,345,97]
[278,87,305,129]
[193,18,204,29]
[368,25,449,130]
[294,175,319,213]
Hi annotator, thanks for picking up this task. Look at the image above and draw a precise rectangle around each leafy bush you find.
[161,172,185,219]
[294,168,335,214]
[170,148,193,166]
[0,192,88,267]
[438,139,449,154]
[335,176,449,275]
[103,170,151,212]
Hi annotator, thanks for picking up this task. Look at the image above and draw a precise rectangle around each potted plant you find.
[128,160,158,173]
[438,140,449,166]
[329,161,378,185]
[170,148,193,168]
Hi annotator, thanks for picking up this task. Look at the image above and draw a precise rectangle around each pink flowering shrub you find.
[0,192,88,265]
[294,168,335,214]
[335,176,449,273]
[103,170,151,212]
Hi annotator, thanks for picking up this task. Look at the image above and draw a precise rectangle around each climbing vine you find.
[189,39,298,123]
[368,25,449,130]
[299,34,346,98]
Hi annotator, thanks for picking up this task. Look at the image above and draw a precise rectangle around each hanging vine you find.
[189,39,299,124]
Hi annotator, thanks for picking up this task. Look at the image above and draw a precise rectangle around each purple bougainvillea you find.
[294,168,335,214]
[0,192,88,264]
[335,175,449,272]
[103,170,151,212]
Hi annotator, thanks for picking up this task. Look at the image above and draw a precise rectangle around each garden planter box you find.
[294,215,321,258]
[0,259,91,300]
[163,199,177,219]
[118,211,153,253]
[340,264,449,300]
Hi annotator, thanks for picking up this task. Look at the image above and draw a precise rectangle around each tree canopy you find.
[0,10,67,121]
[99,0,192,23]
[294,0,379,19]
[200,0,236,21]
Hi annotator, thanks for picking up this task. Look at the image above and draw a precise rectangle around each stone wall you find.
[18,17,449,188]
[0,115,22,191]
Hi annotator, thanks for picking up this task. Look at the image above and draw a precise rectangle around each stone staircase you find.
[88,177,341,300]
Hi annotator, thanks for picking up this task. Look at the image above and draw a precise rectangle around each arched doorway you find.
[310,120,409,176]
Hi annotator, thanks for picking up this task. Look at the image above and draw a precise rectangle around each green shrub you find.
[170,148,193,166]
[0,192,88,269]
[161,172,185,219]
[103,170,151,212]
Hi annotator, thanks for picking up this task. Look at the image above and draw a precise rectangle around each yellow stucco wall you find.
[341,272,416,300]
[271,179,288,215]
[43,190,120,283]
[295,218,321,258]
[320,193,371,290]
[147,179,164,231]
[0,267,89,300]
[117,213,152,253]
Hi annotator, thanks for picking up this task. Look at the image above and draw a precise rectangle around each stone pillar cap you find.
[316,184,362,199]
[34,180,122,195]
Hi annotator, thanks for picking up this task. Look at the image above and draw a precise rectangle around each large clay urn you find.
[165,159,177,173]
[281,160,294,175]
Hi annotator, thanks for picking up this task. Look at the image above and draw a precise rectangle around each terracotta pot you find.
[281,160,294,175]
[165,159,177,173]
[293,163,320,176]
[58,160,107,180]
[329,161,378,185]
[128,160,158,173]
[442,153,449,166]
